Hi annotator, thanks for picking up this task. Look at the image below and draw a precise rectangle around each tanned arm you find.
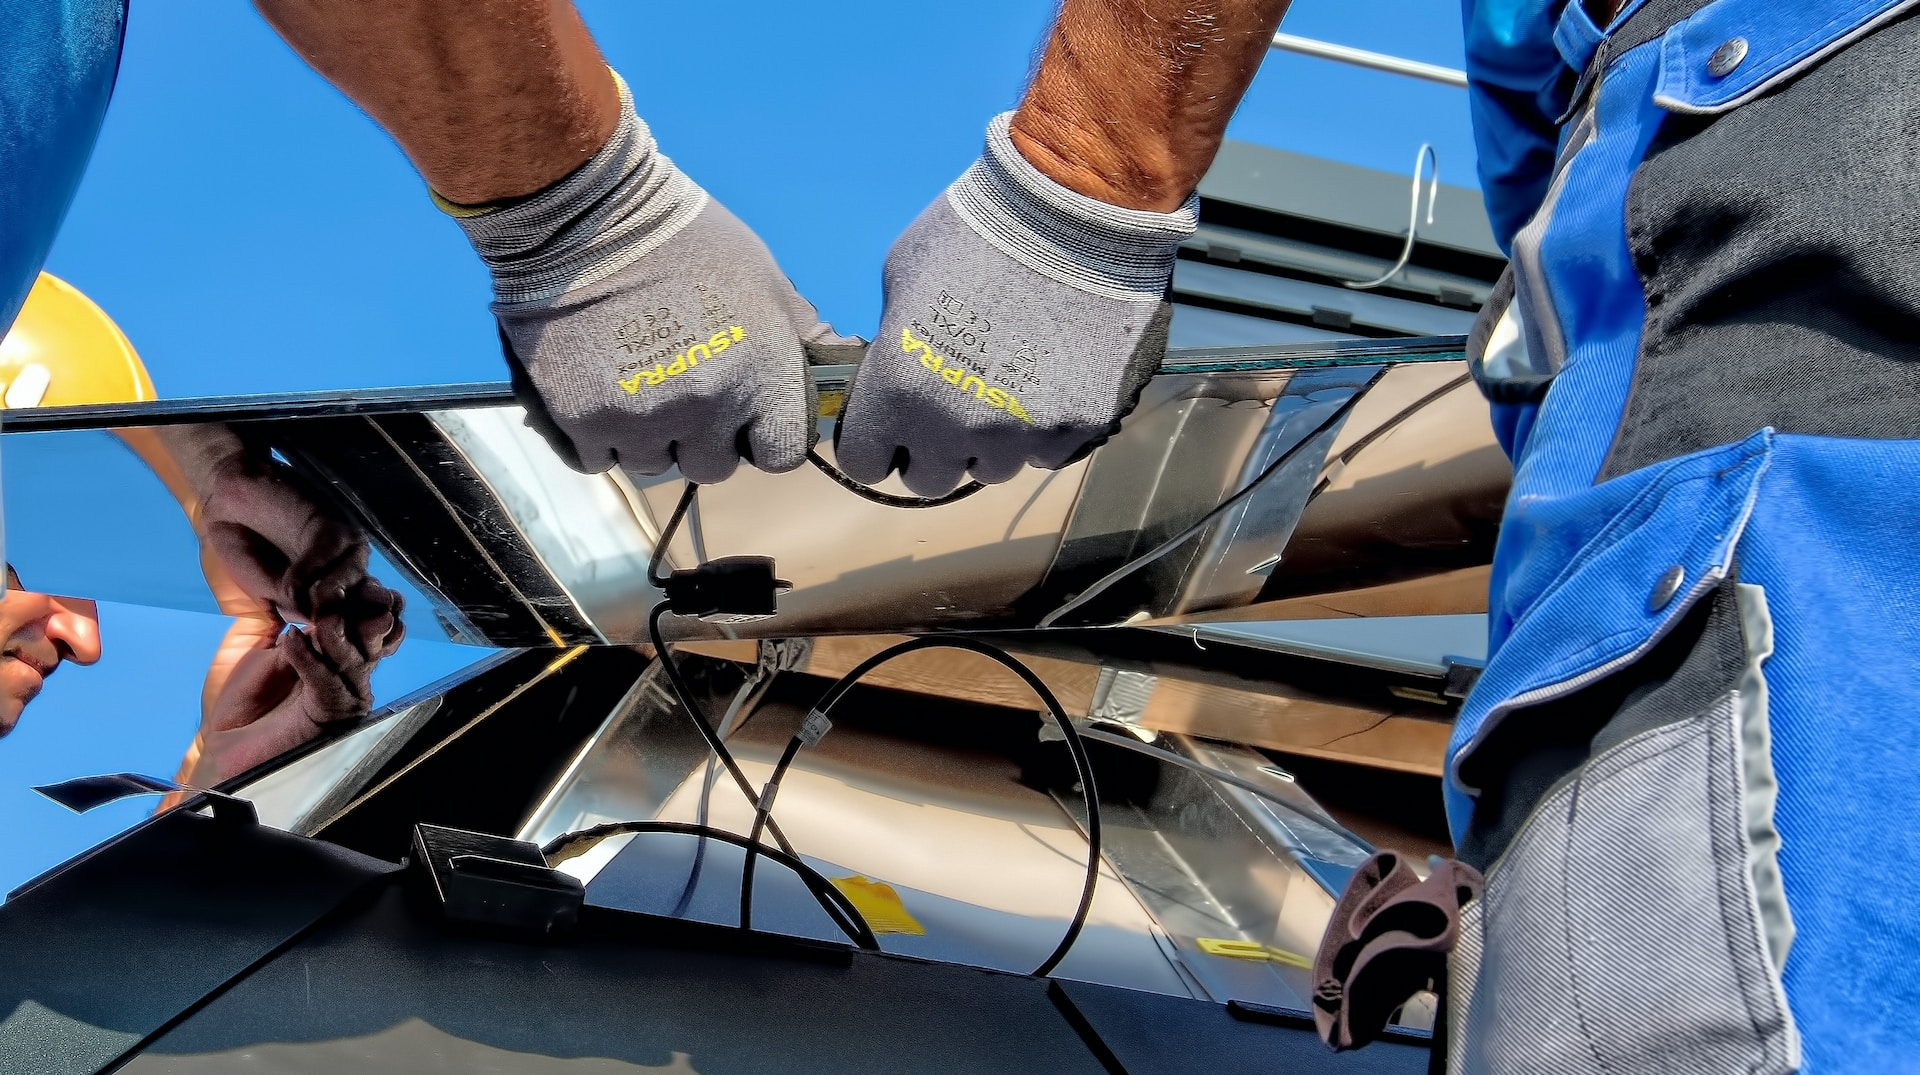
[1010,0,1293,212]
[252,0,618,204]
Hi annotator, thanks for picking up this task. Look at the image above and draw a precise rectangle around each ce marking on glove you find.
[614,309,686,354]
[929,291,992,357]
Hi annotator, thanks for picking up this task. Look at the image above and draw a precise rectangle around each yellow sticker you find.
[831,875,926,936]
[816,388,847,419]
[1196,937,1311,969]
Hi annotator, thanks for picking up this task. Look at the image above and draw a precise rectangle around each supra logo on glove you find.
[901,328,1031,423]
[617,326,746,394]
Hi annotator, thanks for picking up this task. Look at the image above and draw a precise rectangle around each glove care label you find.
[613,283,749,394]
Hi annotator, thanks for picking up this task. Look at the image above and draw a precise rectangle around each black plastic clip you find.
[408,823,584,940]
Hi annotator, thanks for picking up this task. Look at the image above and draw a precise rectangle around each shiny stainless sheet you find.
[3,336,1504,647]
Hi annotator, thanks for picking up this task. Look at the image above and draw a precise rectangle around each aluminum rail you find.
[1268,32,1469,88]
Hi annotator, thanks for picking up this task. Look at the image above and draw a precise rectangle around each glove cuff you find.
[945,112,1198,302]
[441,70,708,304]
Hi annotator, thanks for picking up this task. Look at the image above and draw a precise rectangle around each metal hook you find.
[1345,143,1439,291]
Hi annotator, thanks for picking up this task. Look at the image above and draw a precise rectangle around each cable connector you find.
[660,555,789,619]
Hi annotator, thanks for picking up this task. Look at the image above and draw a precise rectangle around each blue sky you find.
[45,0,1476,398]
[6,0,1477,891]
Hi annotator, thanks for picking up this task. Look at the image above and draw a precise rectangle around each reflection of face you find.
[0,567,103,736]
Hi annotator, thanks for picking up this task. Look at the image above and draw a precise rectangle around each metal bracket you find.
[1089,667,1158,727]
[1440,658,1483,701]
[756,637,814,679]
[1045,666,1159,743]
[32,772,257,824]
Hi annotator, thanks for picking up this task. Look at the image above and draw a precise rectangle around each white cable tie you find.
[798,709,833,748]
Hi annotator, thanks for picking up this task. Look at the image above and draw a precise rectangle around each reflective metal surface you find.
[230,641,1382,1011]
[4,337,1506,649]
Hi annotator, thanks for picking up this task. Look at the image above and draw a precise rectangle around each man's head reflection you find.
[0,566,102,734]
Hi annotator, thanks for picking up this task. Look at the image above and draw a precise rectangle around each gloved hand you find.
[835,112,1197,496]
[446,71,850,485]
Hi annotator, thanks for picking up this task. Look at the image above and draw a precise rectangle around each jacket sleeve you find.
[1462,0,1574,253]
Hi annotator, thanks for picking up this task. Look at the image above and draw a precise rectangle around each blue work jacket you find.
[1454,0,1920,1069]
[0,0,126,336]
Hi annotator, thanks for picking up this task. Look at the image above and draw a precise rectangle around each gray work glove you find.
[444,72,848,484]
[835,112,1196,496]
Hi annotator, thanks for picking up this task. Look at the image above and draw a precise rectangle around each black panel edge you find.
[1,339,1470,432]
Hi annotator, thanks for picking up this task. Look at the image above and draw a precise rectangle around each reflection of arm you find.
[115,424,402,803]
[115,425,287,798]
[165,612,282,795]
[113,424,259,616]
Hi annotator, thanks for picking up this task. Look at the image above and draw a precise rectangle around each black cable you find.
[539,819,880,951]
[645,482,871,943]
[1036,370,1387,628]
[650,611,868,945]
[648,481,699,587]
[806,449,987,508]
[641,483,887,944]
[738,736,804,933]
[645,483,784,843]
[672,674,763,920]
[647,603,797,860]
[739,636,1102,978]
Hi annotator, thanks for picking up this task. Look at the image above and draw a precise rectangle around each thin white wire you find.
[1345,144,1439,291]
[1269,33,1469,88]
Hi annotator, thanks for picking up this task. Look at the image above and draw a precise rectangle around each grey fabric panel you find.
[1505,106,1593,388]
[1600,8,1920,479]
[1460,695,1797,1074]
[1588,579,1743,756]
[1446,898,1483,1075]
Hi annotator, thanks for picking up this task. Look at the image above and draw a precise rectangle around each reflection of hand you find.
[175,579,404,791]
[138,421,373,621]
[195,451,370,622]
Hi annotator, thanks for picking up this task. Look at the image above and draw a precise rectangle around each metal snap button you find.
[1648,565,1686,612]
[1707,37,1748,78]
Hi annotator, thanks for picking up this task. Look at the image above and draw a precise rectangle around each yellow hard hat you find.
[0,272,155,407]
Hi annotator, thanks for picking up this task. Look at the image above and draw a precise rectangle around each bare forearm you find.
[253,0,617,204]
[1010,0,1291,212]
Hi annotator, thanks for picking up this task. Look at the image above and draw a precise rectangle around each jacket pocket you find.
[1456,587,1796,1075]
